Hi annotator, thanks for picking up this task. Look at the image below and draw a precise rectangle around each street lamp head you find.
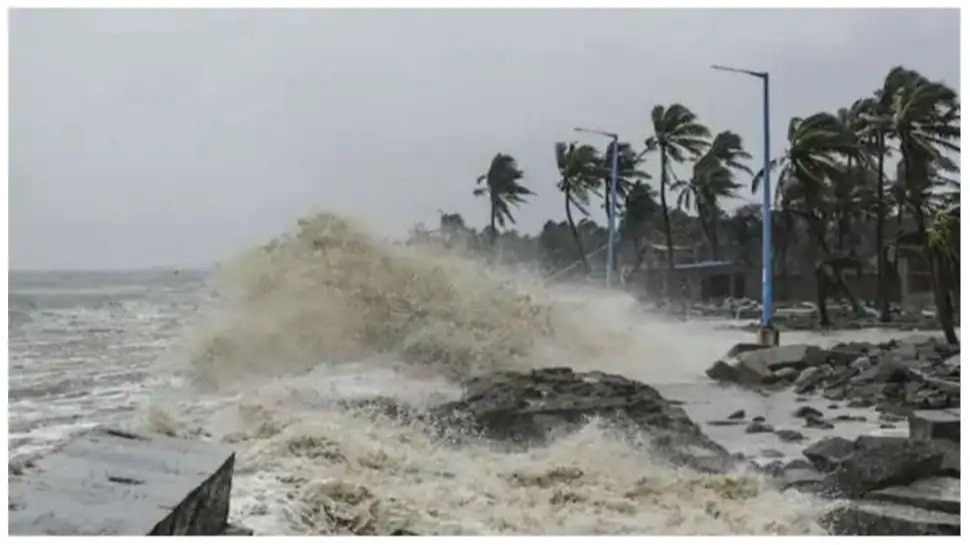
[712,64,767,78]
[574,127,617,139]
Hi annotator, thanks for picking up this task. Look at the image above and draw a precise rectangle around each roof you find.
[674,260,739,271]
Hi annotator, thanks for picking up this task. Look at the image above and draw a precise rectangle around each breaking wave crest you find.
[186,213,654,389]
[146,212,828,534]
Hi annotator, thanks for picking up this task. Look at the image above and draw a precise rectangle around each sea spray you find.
[152,212,829,534]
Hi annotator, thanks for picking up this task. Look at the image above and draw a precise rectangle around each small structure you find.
[673,260,747,301]
[8,428,237,536]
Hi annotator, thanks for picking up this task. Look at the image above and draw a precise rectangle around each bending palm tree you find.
[752,113,861,326]
[672,131,752,259]
[888,69,960,342]
[644,104,710,284]
[554,142,601,272]
[474,153,532,246]
[620,181,661,276]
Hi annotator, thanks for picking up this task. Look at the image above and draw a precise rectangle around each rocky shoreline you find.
[703,335,960,534]
[343,332,960,535]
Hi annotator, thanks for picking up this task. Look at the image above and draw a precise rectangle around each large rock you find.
[821,500,960,535]
[8,428,235,535]
[827,342,877,367]
[431,367,732,473]
[737,344,828,373]
[825,436,945,498]
[803,437,856,472]
[706,344,827,386]
[909,409,960,442]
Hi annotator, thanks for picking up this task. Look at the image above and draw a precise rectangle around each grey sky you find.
[9,8,960,270]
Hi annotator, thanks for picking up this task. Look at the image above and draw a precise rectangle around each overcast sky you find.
[8,8,960,270]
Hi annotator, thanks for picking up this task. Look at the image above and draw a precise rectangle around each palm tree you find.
[644,104,710,283]
[752,113,862,325]
[926,204,960,344]
[833,100,877,254]
[620,181,661,276]
[672,131,752,259]
[726,204,762,268]
[595,141,650,220]
[554,142,601,272]
[888,69,960,338]
[474,153,531,246]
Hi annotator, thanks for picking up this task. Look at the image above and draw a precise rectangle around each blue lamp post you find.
[575,127,620,289]
[712,64,777,345]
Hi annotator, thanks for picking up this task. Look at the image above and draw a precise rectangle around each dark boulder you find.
[825,436,945,498]
[745,421,775,434]
[774,429,805,443]
[794,406,823,419]
[803,437,856,472]
[431,367,732,473]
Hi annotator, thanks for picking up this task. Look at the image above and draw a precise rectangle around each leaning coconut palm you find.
[926,204,960,344]
[672,131,752,259]
[726,203,762,268]
[897,202,960,344]
[888,70,960,337]
[554,142,601,272]
[752,113,863,325]
[594,141,650,217]
[474,153,532,246]
[619,180,661,277]
[643,104,711,278]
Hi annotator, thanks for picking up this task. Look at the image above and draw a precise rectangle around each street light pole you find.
[711,64,777,345]
[574,127,620,289]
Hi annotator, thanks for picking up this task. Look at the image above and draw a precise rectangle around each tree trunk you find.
[913,205,958,345]
[833,266,864,317]
[489,199,497,247]
[564,186,590,274]
[710,216,721,261]
[659,149,675,290]
[697,204,717,260]
[876,130,890,322]
[930,248,959,344]
[778,215,789,277]
[815,263,831,326]
[811,215,863,318]
[837,156,853,253]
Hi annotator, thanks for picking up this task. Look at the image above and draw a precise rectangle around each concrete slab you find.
[909,409,960,442]
[822,500,960,535]
[738,344,827,373]
[8,428,235,535]
[866,476,960,515]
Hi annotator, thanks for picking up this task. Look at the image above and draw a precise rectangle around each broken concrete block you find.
[909,409,960,442]
[773,367,799,382]
[827,436,944,498]
[705,359,737,382]
[865,476,960,515]
[803,437,855,472]
[8,428,235,535]
[821,500,959,535]
[737,344,827,373]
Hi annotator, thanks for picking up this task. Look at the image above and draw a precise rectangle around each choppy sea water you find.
[7,218,931,535]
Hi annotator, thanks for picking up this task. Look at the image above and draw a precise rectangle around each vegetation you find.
[447,66,958,339]
[474,153,532,246]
